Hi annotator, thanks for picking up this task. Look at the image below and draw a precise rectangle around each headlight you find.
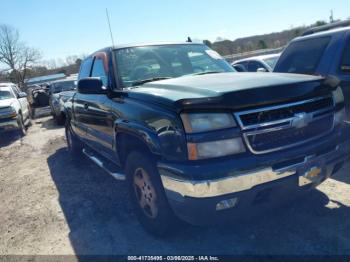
[333,87,344,105]
[181,113,236,133]
[187,138,245,160]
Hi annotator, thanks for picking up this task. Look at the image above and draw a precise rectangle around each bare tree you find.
[0,24,41,88]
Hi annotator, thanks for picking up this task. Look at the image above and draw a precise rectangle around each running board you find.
[82,148,126,181]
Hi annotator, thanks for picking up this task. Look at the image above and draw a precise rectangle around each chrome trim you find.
[234,96,335,154]
[160,141,349,198]
[82,149,126,180]
[0,119,18,128]
[243,113,335,155]
[234,96,333,130]
[161,168,296,198]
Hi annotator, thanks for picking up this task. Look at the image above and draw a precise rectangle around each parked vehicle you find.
[49,77,77,125]
[274,20,350,119]
[0,83,31,136]
[65,42,350,235]
[232,53,280,72]
[27,84,50,107]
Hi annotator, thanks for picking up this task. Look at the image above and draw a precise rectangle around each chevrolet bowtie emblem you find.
[291,112,313,129]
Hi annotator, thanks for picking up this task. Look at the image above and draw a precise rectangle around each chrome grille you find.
[235,96,335,154]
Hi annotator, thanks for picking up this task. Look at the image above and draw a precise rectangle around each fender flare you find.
[114,119,162,156]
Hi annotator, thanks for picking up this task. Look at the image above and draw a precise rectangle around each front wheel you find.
[17,114,27,136]
[125,151,179,236]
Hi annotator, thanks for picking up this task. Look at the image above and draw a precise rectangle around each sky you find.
[0,0,349,62]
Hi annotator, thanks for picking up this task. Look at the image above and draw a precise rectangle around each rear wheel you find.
[125,151,178,236]
[65,119,83,156]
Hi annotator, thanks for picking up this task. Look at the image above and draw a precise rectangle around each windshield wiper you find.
[132,77,172,87]
[186,71,223,76]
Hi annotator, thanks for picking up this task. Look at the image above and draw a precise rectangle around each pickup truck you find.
[65,42,350,235]
[0,83,30,136]
[274,20,350,120]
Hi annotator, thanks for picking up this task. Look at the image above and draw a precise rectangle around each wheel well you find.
[60,111,66,120]
[117,133,154,168]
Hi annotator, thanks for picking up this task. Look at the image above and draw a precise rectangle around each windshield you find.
[274,37,331,74]
[263,56,279,69]
[51,80,77,93]
[0,90,14,100]
[114,44,235,87]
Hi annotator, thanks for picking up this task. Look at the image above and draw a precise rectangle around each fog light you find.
[216,197,239,211]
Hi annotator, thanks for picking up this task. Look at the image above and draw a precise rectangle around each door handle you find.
[84,103,89,110]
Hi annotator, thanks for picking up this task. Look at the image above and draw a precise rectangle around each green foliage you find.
[258,40,267,49]
[203,40,212,48]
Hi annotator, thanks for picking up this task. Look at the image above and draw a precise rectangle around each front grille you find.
[235,96,335,154]
[239,97,333,127]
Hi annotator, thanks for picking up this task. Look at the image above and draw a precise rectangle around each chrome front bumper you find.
[160,140,350,199]
[0,119,19,130]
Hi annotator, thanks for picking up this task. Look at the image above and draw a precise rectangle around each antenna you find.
[106,8,115,47]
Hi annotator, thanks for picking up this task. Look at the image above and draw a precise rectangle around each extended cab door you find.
[77,53,115,155]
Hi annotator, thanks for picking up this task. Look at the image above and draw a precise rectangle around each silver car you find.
[49,78,77,125]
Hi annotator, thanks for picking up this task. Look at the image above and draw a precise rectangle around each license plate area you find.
[298,158,325,186]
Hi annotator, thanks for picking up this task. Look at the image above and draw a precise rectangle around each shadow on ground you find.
[331,162,350,184]
[47,148,350,255]
[39,118,63,130]
[0,131,22,147]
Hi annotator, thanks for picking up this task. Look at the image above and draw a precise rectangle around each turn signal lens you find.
[187,138,245,160]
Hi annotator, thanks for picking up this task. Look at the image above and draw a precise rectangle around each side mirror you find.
[18,92,28,98]
[257,68,268,73]
[77,78,106,94]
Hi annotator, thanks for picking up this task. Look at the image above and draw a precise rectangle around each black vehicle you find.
[65,42,350,235]
[274,20,350,119]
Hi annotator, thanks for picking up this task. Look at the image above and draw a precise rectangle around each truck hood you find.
[0,98,15,108]
[126,73,330,111]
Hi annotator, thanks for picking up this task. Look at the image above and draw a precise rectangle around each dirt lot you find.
[1,111,350,255]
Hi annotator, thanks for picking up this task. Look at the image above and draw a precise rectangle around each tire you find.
[30,107,36,119]
[17,114,27,136]
[28,106,34,119]
[125,151,178,236]
[65,119,83,156]
[56,113,65,125]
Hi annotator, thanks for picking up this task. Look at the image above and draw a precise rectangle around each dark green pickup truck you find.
[64,42,350,235]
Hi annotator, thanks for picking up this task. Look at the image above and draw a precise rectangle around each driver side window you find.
[91,58,108,87]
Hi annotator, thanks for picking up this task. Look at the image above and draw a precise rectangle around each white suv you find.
[0,83,31,136]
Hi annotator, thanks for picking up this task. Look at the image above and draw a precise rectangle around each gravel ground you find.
[1,111,350,256]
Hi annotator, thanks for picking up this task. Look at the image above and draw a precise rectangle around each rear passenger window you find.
[78,57,93,79]
[340,40,350,73]
[274,37,331,75]
[91,58,108,86]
